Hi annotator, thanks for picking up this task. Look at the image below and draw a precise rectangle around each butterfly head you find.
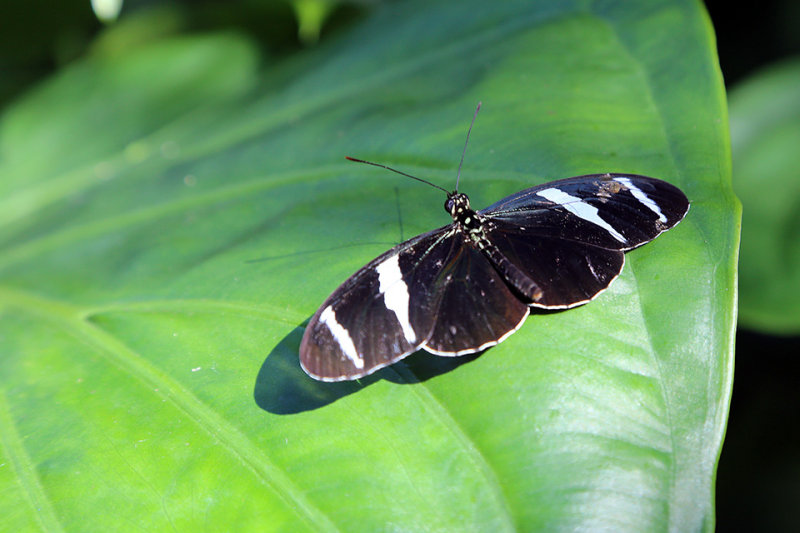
[445,192,471,218]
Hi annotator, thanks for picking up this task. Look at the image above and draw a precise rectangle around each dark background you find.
[1,1,798,530]
[704,1,800,531]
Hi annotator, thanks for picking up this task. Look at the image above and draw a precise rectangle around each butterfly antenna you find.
[456,101,481,192]
[345,156,450,194]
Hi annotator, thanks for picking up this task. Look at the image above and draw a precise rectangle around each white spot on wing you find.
[614,177,668,223]
[376,254,417,343]
[320,305,363,369]
[537,187,627,243]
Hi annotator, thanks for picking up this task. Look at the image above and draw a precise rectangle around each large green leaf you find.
[0,1,736,531]
[729,58,800,334]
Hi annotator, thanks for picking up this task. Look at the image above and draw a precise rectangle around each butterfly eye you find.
[445,198,455,213]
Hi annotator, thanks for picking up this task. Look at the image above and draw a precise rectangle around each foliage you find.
[730,57,800,334]
[0,1,736,530]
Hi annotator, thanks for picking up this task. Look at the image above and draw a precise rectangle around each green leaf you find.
[729,57,800,334]
[0,1,736,531]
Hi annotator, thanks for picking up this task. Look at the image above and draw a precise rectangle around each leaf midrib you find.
[0,390,66,532]
[0,285,340,533]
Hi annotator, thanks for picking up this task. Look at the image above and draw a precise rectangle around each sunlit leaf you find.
[0,1,736,530]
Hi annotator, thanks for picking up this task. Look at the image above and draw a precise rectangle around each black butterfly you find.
[299,108,689,382]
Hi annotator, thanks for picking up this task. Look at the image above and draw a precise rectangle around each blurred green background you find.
[703,1,800,532]
[1,0,798,530]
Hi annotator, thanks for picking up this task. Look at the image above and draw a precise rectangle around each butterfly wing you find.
[300,226,457,381]
[300,224,532,379]
[482,173,690,250]
[480,173,689,308]
[422,244,529,355]
[482,223,625,308]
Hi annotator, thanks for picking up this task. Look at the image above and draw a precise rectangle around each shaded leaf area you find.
[729,57,800,334]
[0,1,735,531]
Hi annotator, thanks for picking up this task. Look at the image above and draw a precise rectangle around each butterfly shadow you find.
[253,323,482,415]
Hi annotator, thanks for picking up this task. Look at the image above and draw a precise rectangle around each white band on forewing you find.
[537,187,627,243]
[320,305,364,368]
[376,254,417,343]
[614,177,668,223]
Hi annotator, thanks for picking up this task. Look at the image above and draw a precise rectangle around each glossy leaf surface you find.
[0,1,736,531]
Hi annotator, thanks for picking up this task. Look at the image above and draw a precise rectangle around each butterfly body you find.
[299,171,689,382]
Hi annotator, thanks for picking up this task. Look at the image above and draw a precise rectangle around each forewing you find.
[300,226,457,381]
[481,173,689,251]
[423,244,530,355]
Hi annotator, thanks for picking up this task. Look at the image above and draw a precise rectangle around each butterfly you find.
[299,105,689,381]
